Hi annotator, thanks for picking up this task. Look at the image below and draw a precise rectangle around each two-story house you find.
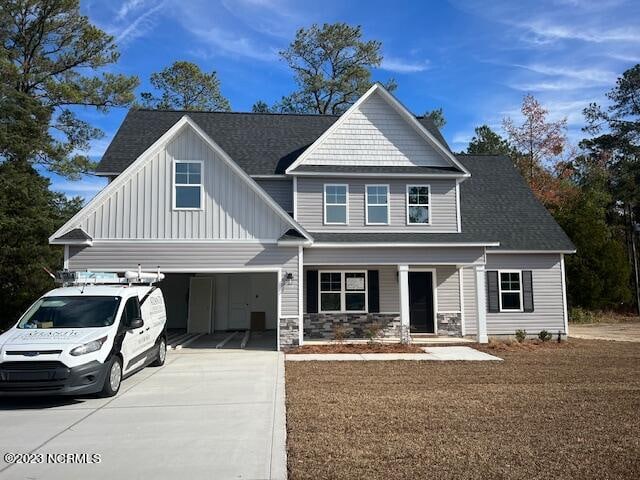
[50,84,575,350]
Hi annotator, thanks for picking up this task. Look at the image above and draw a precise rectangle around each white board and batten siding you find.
[464,253,565,335]
[68,243,300,317]
[76,127,290,241]
[296,178,458,232]
[301,92,451,168]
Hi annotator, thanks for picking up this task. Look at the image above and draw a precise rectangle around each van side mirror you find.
[128,317,144,329]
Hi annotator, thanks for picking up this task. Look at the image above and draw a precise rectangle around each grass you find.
[285,339,640,480]
[569,308,639,324]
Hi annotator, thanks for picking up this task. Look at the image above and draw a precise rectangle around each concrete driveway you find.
[570,322,640,342]
[0,346,287,480]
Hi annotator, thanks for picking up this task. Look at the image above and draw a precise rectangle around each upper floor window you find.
[407,185,430,224]
[499,271,523,312]
[324,184,348,224]
[174,161,202,210]
[366,185,389,225]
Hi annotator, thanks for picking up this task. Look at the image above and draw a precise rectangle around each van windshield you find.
[17,296,121,329]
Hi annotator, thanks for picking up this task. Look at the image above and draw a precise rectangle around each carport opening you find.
[159,272,278,351]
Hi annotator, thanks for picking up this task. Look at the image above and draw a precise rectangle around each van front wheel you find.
[151,337,166,367]
[99,356,122,397]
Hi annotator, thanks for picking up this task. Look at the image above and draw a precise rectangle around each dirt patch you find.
[286,339,640,480]
[286,343,424,354]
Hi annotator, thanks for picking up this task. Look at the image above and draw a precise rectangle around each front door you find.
[409,272,435,333]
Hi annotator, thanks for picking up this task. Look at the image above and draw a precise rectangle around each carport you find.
[159,270,280,351]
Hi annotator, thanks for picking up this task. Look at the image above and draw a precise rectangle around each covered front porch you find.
[301,261,489,344]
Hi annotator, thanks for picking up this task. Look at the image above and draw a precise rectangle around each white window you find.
[174,161,203,210]
[319,271,367,313]
[324,184,348,224]
[366,185,389,225]
[499,271,523,312]
[406,185,430,224]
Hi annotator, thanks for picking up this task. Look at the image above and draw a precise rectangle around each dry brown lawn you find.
[285,339,640,480]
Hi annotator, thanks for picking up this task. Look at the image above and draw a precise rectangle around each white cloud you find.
[188,26,279,61]
[380,57,431,73]
[515,64,617,84]
[517,20,640,44]
[116,0,146,20]
[111,1,165,45]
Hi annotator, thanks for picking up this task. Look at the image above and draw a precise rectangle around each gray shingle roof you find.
[55,228,92,241]
[291,165,463,174]
[97,109,449,176]
[311,156,575,252]
[310,232,497,244]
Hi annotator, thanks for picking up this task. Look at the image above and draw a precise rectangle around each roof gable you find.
[286,84,469,175]
[51,117,312,243]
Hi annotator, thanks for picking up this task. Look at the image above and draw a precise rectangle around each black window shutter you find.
[368,270,380,313]
[486,271,499,313]
[306,270,318,313]
[522,270,534,312]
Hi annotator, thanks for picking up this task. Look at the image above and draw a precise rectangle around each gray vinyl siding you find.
[302,91,450,167]
[302,264,460,314]
[304,247,483,265]
[296,178,458,232]
[254,178,293,214]
[464,254,565,335]
[67,243,300,317]
[462,267,478,335]
[72,126,289,240]
[436,266,460,312]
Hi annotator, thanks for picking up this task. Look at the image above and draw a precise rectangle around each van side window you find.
[122,297,141,325]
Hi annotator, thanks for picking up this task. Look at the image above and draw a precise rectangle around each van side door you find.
[120,296,149,374]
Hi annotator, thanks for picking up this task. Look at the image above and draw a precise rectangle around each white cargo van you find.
[0,271,167,397]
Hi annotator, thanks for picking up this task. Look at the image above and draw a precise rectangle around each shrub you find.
[538,330,552,342]
[332,324,348,343]
[364,322,384,344]
[515,329,527,343]
[569,307,596,324]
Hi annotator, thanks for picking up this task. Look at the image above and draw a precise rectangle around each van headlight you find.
[70,337,108,356]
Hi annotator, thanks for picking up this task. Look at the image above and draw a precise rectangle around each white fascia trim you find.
[309,242,500,248]
[288,171,467,179]
[50,116,313,243]
[277,240,312,246]
[49,239,93,246]
[308,229,458,234]
[251,175,288,179]
[285,83,470,176]
[487,250,577,254]
[90,239,279,244]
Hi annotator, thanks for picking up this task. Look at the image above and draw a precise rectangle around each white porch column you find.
[398,265,410,343]
[475,264,489,343]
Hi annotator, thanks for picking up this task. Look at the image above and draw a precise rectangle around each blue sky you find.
[49,0,640,200]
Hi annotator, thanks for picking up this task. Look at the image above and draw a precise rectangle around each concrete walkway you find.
[0,348,287,480]
[570,322,640,343]
[286,346,502,362]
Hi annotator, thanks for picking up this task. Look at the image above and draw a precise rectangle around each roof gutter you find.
[309,242,500,248]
